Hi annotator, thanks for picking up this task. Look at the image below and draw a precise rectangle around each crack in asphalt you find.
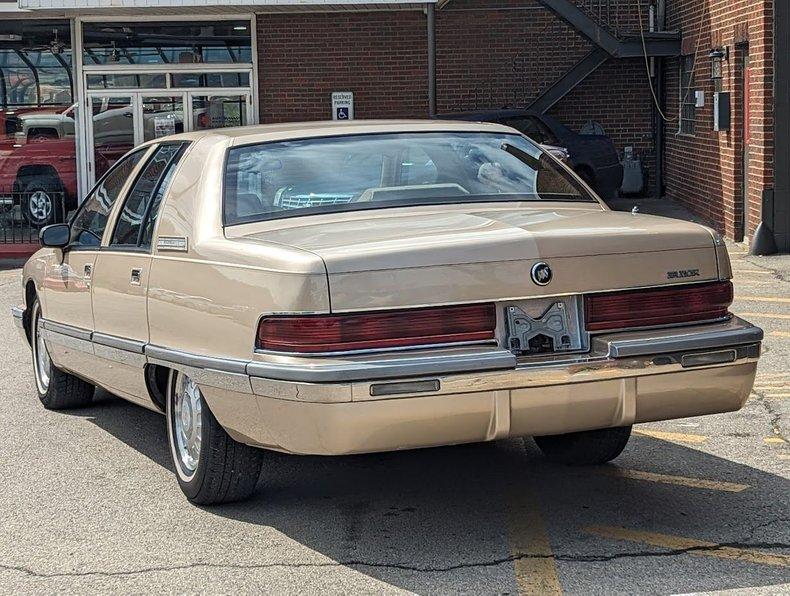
[750,390,788,442]
[1,539,788,579]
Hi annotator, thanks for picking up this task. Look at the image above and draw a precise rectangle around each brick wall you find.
[257,11,428,122]
[257,0,656,191]
[435,0,591,112]
[664,0,773,240]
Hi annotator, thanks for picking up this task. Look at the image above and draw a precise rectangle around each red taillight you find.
[584,281,733,332]
[257,303,496,353]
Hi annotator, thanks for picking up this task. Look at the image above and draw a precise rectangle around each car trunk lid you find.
[228,204,720,311]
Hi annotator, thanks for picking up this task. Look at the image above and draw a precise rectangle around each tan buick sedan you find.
[12,120,762,505]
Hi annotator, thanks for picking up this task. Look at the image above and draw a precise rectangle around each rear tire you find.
[31,298,94,410]
[166,370,264,505]
[533,426,632,465]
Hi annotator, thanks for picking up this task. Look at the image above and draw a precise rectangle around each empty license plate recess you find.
[503,296,587,356]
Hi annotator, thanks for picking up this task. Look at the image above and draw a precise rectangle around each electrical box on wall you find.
[714,92,731,131]
[695,90,705,108]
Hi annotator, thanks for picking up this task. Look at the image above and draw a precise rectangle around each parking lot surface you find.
[0,244,788,594]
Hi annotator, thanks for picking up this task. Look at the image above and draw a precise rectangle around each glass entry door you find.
[188,93,251,131]
[86,89,252,185]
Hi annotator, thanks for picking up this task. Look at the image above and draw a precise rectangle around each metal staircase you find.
[528,0,681,113]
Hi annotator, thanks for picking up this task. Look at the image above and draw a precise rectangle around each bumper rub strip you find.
[245,349,517,383]
[604,317,763,358]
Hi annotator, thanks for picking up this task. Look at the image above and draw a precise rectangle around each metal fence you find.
[0,190,66,244]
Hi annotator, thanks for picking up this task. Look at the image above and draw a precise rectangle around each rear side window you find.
[70,149,146,247]
[110,143,187,249]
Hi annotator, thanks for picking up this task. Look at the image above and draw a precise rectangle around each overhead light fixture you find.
[0,34,23,41]
[233,26,247,31]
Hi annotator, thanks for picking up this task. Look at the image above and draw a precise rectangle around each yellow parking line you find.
[737,312,790,320]
[770,331,790,338]
[733,269,773,274]
[634,429,707,444]
[601,468,749,492]
[765,393,790,399]
[764,437,787,444]
[584,526,790,568]
[505,487,562,595]
[738,296,790,304]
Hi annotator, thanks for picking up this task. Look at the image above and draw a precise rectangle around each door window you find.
[69,149,146,247]
[110,143,187,248]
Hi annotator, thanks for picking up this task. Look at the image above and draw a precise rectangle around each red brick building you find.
[2,0,788,252]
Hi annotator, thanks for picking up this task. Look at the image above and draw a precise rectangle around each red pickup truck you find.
[0,108,78,226]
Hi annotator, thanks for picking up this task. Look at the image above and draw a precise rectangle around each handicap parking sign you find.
[331,92,354,121]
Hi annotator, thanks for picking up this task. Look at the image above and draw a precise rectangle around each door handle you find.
[84,263,92,288]
[130,268,142,286]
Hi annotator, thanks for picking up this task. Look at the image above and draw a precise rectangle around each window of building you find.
[0,20,76,227]
[679,54,697,135]
[82,21,252,66]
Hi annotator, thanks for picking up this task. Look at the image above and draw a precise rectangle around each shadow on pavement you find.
[76,389,790,593]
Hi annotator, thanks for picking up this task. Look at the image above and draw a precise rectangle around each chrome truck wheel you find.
[166,370,264,504]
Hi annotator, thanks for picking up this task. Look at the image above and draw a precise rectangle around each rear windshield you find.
[223,131,595,225]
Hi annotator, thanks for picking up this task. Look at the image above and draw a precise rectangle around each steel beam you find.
[527,48,609,114]
[535,0,621,56]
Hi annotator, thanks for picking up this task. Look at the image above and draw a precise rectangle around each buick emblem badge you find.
[530,262,552,286]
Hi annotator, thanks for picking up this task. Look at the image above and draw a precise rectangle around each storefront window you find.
[0,20,77,228]
[82,21,252,66]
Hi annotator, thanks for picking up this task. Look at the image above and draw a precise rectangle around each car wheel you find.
[166,370,264,505]
[21,177,64,226]
[532,426,632,465]
[30,298,94,410]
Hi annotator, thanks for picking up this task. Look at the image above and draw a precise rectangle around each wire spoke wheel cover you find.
[172,374,203,477]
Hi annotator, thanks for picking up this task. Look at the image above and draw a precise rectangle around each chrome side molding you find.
[41,320,92,342]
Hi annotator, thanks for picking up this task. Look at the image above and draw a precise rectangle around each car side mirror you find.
[39,223,70,248]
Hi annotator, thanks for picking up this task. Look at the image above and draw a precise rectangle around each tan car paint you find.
[18,121,758,456]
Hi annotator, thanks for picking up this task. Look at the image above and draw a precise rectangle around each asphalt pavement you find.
[0,243,788,594]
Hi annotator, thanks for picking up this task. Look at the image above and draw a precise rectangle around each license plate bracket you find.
[505,296,586,356]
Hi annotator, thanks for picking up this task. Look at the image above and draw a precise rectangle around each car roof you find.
[143,119,520,147]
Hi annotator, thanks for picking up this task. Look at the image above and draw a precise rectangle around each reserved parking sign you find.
[331,92,354,120]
